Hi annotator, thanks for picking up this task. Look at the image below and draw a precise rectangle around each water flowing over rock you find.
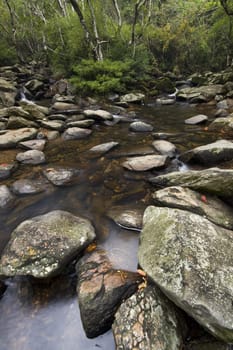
[149,167,233,197]
[180,140,233,165]
[113,286,184,350]
[16,150,45,164]
[0,210,96,278]
[138,206,233,342]
[123,155,168,171]
[152,186,233,230]
[76,249,142,338]
[11,179,49,195]
[0,128,38,148]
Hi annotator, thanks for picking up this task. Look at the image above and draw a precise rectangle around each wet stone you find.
[62,127,92,140]
[76,249,142,338]
[0,210,96,278]
[11,179,49,195]
[16,150,45,165]
[66,119,95,128]
[83,109,113,121]
[43,167,81,186]
[113,285,184,350]
[123,155,168,171]
[0,128,38,149]
[89,142,119,156]
[185,114,208,125]
[39,120,65,131]
[0,162,18,180]
[19,139,46,151]
[0,185,15,210]
[152,140,177,158]
[107,206,143,231]
[129,121,153,132]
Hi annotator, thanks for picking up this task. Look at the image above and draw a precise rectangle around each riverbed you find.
[0,101,223,350]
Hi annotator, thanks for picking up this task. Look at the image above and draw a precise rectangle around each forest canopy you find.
[0,0,233,93]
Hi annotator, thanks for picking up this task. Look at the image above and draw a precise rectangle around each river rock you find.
[113,286,184,350]
[152,186,233,230]
[89,141,119,156]
[139,206,233,342]
[66,119,95,128]
[7,116,39,129]
[52,102,79,111]
[0,185,15,210]
[209,116,233,134]
[156,97,176,105]
[83,109,113,121]
[0,210,96,278]
[46,131,60,140]
[123,155,168,171]
[11,179,48,195]
[186,336,232,350]
[25,79,44,92]
[0,162,18,179]
[16,150,45,164]
[149,167,233,197]
[0,128,38,149]
[20,102,49,120]
[107,206,143,231]
[39,120,65,131]
[76,249,142,338]
[6,106,31,118]
[152,140,177,158]
[185,114,208,125]
[177,85,223,102]
[19,139,46,151]
[43,167,81,186]
[48,113,67,121]
[0,78,16,92]
[120,93,145,104]
[180,140,233,165]
[62,127,92,140]
[129,121,153,132]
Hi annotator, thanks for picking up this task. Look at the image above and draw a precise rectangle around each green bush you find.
[70,58,140,95]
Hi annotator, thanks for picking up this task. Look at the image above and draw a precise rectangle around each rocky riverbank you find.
[1,63,233,349]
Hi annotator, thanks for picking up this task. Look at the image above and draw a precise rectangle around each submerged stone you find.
[123,155,168,171]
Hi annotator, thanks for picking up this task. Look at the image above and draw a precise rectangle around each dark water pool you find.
[0,102,225,350]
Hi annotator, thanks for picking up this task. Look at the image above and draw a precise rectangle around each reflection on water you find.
[0,102,223,349]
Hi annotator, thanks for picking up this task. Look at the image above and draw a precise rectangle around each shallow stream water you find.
[0,101,226,349]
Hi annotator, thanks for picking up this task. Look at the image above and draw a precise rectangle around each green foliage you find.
[70,59,140,95]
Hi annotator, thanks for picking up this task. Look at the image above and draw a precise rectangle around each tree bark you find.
[112,0,122,28]
[87,0,104,60]
[131,0,147,57]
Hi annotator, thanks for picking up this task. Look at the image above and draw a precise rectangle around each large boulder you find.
[152,186,233,230]
[149,167,233,197]
[7,116,38,129]
[180,140,233,165]
[76,249,142,338]
[209,116,233,135]
[113,286,184,350]
[0,78,17,107]
[177,85,223,103]
[123,155,168,171]
[138,206,233,342]
[0,128,38,149]
[0,210,96,278]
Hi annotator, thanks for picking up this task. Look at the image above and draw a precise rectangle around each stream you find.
[0,101,223,350]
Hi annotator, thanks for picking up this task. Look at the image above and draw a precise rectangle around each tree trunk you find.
[68,0,103,61]
[112,0,122,28]
[131,0,147,58]
[87,0,104,61]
